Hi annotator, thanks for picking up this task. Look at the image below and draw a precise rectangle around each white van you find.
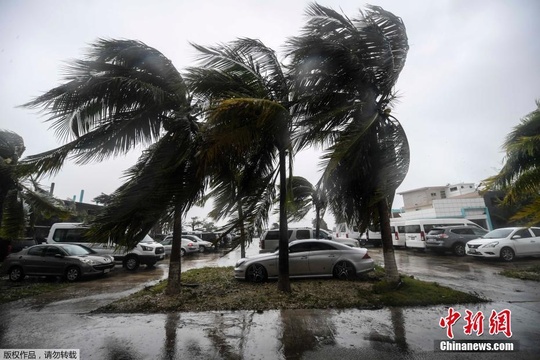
[358,220,405,247]
[391,220,406,247]
[335,223,361,240]
[403,218,485,250]
[46,222,165,270]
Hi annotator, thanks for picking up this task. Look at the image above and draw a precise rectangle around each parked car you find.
[160,236,199,256]
[46,222,165,271]
[426,226,489,256]
[259,227,359,253]
[236,239,374,282]
[1,243,115,282]
[181,234,215,253]
[465,227,540,261]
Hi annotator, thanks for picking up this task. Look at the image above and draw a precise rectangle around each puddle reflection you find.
[280,309,335,359]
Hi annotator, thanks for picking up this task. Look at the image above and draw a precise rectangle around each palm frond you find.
[322,113,409,228]
[190,38,288,102]
[484,101,540,205]
[287,3,409,147]
[18,181,73,220]
[88,130,205,247]
[20,39,190,159]
[510,196,540,226]
[0,189,25,239]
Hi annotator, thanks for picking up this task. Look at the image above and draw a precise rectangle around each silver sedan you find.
[234,239,374,282]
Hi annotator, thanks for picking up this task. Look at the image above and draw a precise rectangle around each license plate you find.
[104,268,111,273]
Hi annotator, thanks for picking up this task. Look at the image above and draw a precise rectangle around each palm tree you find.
[281,176,327,238]
[20,39,205,294]
[483,101,540,225]
[187,38,295,292]
[0,129,71,239]
[203,142,277,258]
[288,4,410,284]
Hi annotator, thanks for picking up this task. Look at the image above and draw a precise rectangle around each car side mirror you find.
[54,253,64,258]
[511,235,522,240]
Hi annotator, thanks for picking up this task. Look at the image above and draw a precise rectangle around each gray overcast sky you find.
[1,0,539,228]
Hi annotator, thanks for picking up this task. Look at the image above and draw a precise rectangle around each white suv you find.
[259,227,360,253]
[46,222,165,271]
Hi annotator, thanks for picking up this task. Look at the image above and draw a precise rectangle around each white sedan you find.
[182,234,215,253]
[160,236,199,256]
[234,239,374,282]
[465,227,540,261]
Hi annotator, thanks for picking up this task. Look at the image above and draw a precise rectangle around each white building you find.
[397,183,492,229]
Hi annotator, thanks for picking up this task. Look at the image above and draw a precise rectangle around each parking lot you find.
[1,243,539,359]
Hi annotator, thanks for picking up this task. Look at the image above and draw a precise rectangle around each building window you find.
[450,187,458,192]
[440,191,446,199]
[431,192,436,197]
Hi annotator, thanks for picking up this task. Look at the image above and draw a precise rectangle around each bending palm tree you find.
[20,39,204,293]
[187,38,295,292]
[289,4,410,284]
[483,101,540,225]
[0,129,71,239]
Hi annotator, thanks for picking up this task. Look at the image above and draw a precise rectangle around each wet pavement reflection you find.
[0,244,539,359]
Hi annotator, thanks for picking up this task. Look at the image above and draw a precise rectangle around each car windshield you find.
[483,228,514,239]
[61,244,94,256]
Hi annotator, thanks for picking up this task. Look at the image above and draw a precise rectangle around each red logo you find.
[440,308,512,339]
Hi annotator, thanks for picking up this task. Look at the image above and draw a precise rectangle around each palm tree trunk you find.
[238,198,246,258]
[277,148,291,292]
[378,198,400,284]
[315,204,321,239]
[166,203,183,295]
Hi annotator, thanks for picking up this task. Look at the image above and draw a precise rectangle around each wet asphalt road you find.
[0,244,539,359]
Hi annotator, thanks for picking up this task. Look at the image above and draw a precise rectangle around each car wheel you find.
[124,255,140,271]
[246,263,267,283]
[359,239,367,247]
[199,245,206,253]
[500,247,515,262]
[452,242,466,256]
[333,261,356,280]
[65,266,81,282]
[181,248,186,257]
[8,266,24,282]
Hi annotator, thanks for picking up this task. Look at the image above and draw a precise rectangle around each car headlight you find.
[81,258,97,265]
[140,245,153,251]
[235,260,246,268]
[482,241,499,248]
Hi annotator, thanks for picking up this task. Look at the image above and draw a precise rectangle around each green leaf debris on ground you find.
[96,266,488,313]
[500,265,540,282]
